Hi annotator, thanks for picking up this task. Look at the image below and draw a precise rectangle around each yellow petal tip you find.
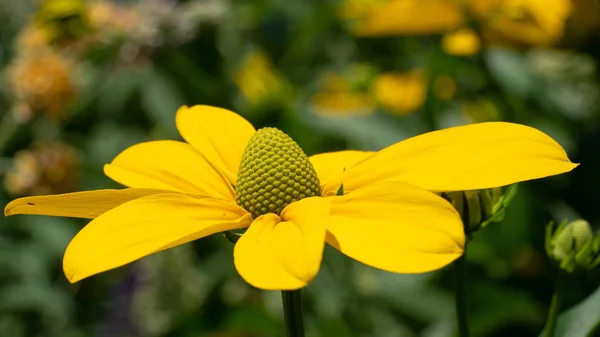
[66,275,80,284]
[4,203,13,217]
[176,105,189,114]
[63,267,82,284]
[4,198,29,217]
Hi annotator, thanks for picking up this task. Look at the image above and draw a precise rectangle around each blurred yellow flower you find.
[442,28,481,56]
[5,105,577,290]
[16,24,54,51]
[7,47,76,119]
[310,72,375,116]
[371,70,428,115]
[341,0,464,36]
[86,0,140,35]
[470,0,572,46]
[312,69,427,116]
[36,0,86,20]
[4,143,79,196]
[235,50,286,107]
[310,91,375,116]
[341,0,572,48]
[34,0,89,43]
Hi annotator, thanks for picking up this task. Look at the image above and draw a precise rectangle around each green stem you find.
[454,248,470,337]
[543,272,567,337]
[281,290,305,337]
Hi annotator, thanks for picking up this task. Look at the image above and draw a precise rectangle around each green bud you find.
[236,127,321,219]
[546,219,600,273]
[443,184,517,234]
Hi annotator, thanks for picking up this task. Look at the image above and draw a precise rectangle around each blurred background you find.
[0,0,599,336]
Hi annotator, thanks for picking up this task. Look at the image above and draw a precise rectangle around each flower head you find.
[341,0,571,48]
[310,69,376,116]
[7,47,76,119]
[371,70,428,115]
[472,0,572,47]
[4,105,577,290]
[236,127,321,218]
[4,142,79,196]
[310,68,427,116]
[340,0,464,36]
[442,28,481,56]
[235,50,287,108]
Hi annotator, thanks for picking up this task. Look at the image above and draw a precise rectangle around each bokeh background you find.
[0,0,600,336]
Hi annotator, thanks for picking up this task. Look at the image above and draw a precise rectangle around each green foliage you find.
[539,284,600,337]
[0,0,599,336]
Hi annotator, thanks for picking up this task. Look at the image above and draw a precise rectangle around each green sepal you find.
[224,231,242,244]
[336,183,344,196]
[464,191,482,229]
[479,189,494,220]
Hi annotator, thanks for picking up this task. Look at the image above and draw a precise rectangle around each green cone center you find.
[236,127,321,218]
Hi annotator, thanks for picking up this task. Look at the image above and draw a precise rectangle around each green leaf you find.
[141,67,184,139]
[485,47,536,97]
[21,216,78,258]
[96,66,147,117]
[539,284,600,337]
[0,283,73,320]
[470,281,545,337]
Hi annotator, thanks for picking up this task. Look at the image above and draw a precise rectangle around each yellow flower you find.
[16,24,54,51]
[235,50,285,107]
[4,106,577,290]
[4,142,79,196]
[442,28,481,56]
[310,72,375,116]
[471,0,572,46]
[371,70,428,115]
[341,0,464,36]
[312,69,427,116]
[34,0,89,43]
[341,0,571,48]
[7,47,76,118]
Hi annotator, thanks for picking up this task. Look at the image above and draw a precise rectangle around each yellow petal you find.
[335,122,578,192]
[326,181,464,273]
[104,140,234,200]
[309,151,373,196]
[63,193,252,283]
[4,188,164,219]
[233,197,329,290]
[442,28,481,56]
[176,105,256,185]
[342,0,464,36]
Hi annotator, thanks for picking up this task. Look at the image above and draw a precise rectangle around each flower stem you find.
[543,272,567,337]
[454,249,470,337]
[281,290,305,337]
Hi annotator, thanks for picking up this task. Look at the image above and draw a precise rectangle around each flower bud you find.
[546,219,600,273]
[443,185,517,234]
